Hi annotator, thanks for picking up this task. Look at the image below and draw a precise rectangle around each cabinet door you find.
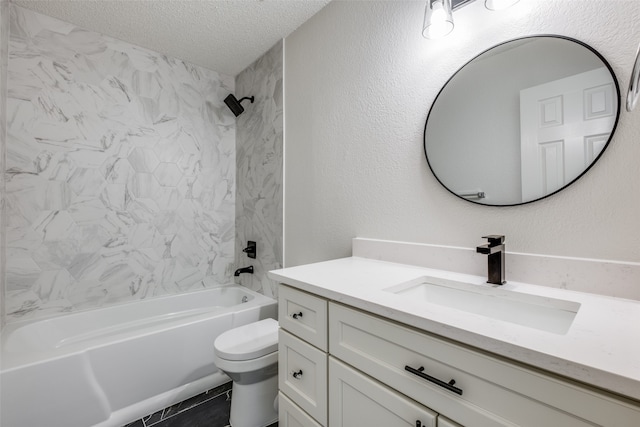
[330,357,437,427]
[278,392,323,427]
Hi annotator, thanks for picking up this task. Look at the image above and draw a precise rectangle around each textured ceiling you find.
[12,0,332,76]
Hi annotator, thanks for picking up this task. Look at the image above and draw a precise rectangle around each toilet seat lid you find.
[214,318,278,361]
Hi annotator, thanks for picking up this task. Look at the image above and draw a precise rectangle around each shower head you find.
[224,94,255,117]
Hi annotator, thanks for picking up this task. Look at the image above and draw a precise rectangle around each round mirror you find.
[424,36,620,206]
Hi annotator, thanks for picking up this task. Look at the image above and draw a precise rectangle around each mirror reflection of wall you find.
[424,36,619,206]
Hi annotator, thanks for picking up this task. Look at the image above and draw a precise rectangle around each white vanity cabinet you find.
[277,284,640,426]
[278,285,463,427]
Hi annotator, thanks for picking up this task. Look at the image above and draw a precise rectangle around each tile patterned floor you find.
[123,382,278,427]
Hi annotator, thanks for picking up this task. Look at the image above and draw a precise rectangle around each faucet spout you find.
[476,235,505,285]
[234,266,254,276]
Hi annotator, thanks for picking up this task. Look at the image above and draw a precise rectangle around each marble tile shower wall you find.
[1,0,8,328]
[5,6,236,322]
[234,41,283,299]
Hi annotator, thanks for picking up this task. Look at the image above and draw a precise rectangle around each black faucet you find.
[476,235,506,285]
[234,266,254,276]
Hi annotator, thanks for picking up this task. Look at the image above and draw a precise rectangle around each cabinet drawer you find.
[329,303,640,427]
[330,357,438,427]
[278,392,323,427]
[278,285,328,350]
[279,329,327,425]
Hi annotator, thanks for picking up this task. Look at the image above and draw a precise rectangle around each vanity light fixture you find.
[423,0,454,39]
[484,0,520,11]
[422,0,519,39]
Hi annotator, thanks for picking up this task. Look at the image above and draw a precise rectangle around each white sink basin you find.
[384,276,580,334]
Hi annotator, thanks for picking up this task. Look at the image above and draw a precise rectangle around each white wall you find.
[284,0,640,268]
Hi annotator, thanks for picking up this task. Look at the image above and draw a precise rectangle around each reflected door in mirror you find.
[520,67,616,200]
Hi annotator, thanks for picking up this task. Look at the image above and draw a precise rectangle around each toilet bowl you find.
[214,318,279,427]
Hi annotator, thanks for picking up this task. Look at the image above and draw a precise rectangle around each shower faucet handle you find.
[242,241,257,259]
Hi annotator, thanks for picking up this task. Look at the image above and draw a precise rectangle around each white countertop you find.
[269,256,640,401]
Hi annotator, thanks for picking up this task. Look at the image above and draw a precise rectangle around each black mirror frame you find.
[423,35,621,207]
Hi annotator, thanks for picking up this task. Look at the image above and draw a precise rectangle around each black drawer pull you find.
[292,312,303,319]
[405,365,463,395]
[416,421,422,427]
[292,369,303,379]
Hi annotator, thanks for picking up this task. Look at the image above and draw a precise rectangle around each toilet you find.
[214,318,279,427]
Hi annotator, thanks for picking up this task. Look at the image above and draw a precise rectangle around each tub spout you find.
[234,266,254,276]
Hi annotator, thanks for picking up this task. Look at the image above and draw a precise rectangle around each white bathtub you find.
[0,285,277,427]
